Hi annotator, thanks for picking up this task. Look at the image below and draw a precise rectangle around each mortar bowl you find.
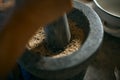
[19,1,103,80]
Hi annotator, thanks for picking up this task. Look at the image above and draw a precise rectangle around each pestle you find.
[44,13,71,53]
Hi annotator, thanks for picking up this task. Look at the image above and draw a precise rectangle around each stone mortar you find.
[19,1,103,80]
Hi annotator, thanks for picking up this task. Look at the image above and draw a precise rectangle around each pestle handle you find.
[44,13,71,53]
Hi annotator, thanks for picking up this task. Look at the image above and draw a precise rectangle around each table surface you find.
[78,0,120,80]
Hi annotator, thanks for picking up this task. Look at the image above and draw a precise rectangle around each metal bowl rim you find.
[93,0,120,18]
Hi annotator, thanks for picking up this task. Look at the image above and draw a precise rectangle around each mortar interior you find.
[27,9,87,58]
[19,1,103,79]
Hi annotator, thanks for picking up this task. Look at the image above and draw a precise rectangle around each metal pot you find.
[19,1,103,80]
[93,0,120,37]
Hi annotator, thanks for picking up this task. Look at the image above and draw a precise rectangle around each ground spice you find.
[27,19,84,58]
